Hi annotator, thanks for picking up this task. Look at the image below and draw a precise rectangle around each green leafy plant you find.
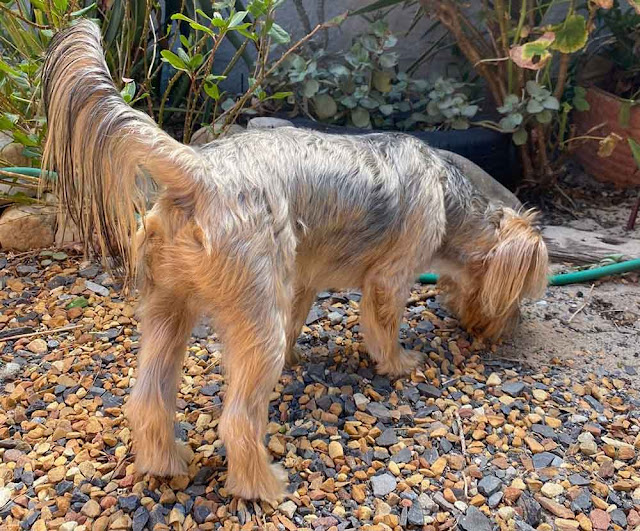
[0,0,344,210]
[589,0,640,100]
[267,19,479,130]
[0,0,93,204]
[355,0,611,185]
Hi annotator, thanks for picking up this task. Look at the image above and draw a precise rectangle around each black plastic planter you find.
[287,118,521,190]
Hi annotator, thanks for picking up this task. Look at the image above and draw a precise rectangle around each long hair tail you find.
[42,19,203,282]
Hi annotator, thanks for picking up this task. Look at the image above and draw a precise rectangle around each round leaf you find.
[535,109,553,123]
[509,32,555,70]
[372,70,392,93]
[526,99,544,114]
[551,14,588,53]
[512,128,528,145]
[351,107,371,128]
[313,94,338,120]
[379,104,394,116]
[302,79,320,98]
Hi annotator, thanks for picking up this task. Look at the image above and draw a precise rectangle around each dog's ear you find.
[480,209,548,318]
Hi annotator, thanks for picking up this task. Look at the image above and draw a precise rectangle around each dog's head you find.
[438,207,548,340]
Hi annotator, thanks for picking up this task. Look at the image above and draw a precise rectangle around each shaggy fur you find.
[42,20,548,502]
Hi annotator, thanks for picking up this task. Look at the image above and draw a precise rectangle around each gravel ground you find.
[0,251,639,531]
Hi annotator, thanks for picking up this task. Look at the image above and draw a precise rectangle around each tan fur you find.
[42,21,548,503]
[436,209,548,340]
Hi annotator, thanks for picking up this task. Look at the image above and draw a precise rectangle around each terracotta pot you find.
[573,86,640,187]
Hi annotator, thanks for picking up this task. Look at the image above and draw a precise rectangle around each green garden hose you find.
[3,167,640,286]
[1,167,56,179]
[419,258,640,286]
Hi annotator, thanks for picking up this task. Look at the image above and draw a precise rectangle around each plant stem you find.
[218,22,327,135]
[0,4,49,29]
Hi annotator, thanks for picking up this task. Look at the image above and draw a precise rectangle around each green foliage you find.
[0,0,298,173]
[268,20,479,130]
[496,82,560,145]
[592,0,640,99]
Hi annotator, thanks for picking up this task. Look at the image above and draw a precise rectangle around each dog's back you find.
[194,127,450,285]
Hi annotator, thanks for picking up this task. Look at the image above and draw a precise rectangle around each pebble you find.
[459,506,492,531]
[81,499,101,518]
[371,473,397,497]
[478,475,502,496]
[328,440,343,459]
[0,253,638,531]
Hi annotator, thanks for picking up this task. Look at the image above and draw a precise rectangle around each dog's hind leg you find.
[284,285,316,367]
[126,290,198,477]
[360,266,424,378]
[216,297,289,502]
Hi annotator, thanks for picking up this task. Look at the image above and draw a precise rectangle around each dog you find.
[42,20,548,503]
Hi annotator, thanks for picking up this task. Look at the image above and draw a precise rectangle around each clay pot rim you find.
[585,84,639,105]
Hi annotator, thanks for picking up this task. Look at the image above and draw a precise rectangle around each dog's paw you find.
[135,440,191,477]
[376,349,424,378]
[225,463,288,503]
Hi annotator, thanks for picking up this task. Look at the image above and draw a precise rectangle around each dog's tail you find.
[42,20,203,281]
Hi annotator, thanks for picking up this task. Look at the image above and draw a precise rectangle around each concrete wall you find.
[215,0,461,93]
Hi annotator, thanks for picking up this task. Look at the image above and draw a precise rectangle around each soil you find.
[500,169,640,386]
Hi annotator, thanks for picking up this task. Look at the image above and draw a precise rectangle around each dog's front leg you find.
[126,290,198,477]
[284,285,316,367]
[361,269,424,378]
[217,304,288,503]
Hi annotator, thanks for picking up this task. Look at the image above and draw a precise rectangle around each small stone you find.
[478,475,502,496]
[418,383,442,399]
[541,483,564,498]
[119,495,139,512]
[81,499,101,518]
[589,509,610,530]
[555,518,580,531]
[376,428,398,447]
[532,389,549,401]
[85,280,110,297]
[533,452,557,469]
[169,475,190,490]
[371,473,397,497]
[48,465,66,482]
[503,487,522,504]
[279,500,297,519]
[247,117,294,129]
[578,432,598,456]
[502,382,526,397]
[569,474,591,487]
[486,373,502,386]
[59,523,77,531]
[328,440,344,459]
[536,496,574,519]
[26,338,47,354]
[0,488,11,509]
[407,502,424,526]
[576,513,593,531]
[459,506,492,531]
[132,506,149,531]
[609,509,626,528]
[525,436,545,454]
[111,514,132,529]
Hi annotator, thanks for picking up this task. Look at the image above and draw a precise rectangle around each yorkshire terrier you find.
[43,21,548,502]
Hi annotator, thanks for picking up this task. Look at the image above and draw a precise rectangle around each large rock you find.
[190,124,245,145]
[0,204,79,251]
[436,149,522,210]
[247,117,294,130]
